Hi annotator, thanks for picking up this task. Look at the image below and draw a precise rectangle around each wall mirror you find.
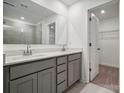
[3,0,68,45]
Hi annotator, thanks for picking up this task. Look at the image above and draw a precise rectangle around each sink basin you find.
[11,54,45,60]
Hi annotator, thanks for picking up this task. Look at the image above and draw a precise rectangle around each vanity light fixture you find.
[101,10,105,14]
[20,17,25,20]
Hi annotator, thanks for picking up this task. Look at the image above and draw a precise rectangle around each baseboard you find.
[99,64,119,69]
[80,79,89,84]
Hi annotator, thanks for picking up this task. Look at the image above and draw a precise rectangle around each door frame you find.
[87,1,114,82]
[88,10,92,82]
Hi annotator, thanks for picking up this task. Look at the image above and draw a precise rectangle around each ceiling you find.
[3,0,56,24]
[91,1,119,20]
[59,0,80,6]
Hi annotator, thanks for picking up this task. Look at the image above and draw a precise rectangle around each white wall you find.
[68,0,113,82]
[99,17,119,68]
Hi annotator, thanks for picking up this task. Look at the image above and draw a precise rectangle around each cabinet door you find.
[74,59,81,81]
[38,67,56,93]
[10,73,37,93]
[68,61,75,86]
[68,59,80,86]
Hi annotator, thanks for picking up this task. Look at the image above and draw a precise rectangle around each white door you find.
[89,13,99,81]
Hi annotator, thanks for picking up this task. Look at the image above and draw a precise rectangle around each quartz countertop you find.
[4,49,82,66]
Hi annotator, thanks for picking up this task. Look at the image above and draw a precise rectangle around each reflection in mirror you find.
[3,0,67,45]
[48,22,56,44]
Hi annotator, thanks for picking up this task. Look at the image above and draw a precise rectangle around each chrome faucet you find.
[23,43,32,56]
[62,44,67,51]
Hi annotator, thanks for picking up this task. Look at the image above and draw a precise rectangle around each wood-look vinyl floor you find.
[92,65,119,93]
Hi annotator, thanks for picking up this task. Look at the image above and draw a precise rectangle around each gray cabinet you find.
[68,59,81,87]
[57,56,67,93]
[10,67,56,93]
[4,52,82,93]
[9,58,56,93]
[10,73,37,93]
[74,59,81,81]
[38,67,56,93]
[10,58,55,80]
[57,81,67,93]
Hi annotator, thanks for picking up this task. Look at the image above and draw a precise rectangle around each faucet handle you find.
[62,44,67,51]
[28,44,31,48]
[23,50,25,55]
[30,50,32,55]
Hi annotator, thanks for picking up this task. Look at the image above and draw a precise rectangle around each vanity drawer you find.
[68,53,81,61]
[57,81,67,93]
[10,58,56,80]
[57,71,66,84]
[57,56,67,65]
[57,64,66,73]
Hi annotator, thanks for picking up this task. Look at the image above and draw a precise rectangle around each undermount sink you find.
[11,54,45,60]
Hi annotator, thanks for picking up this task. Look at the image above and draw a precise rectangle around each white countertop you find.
[4,49,82,66]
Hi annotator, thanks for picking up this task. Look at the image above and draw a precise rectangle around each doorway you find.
[88,0,119,92]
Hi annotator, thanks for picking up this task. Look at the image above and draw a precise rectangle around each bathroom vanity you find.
[4,50,82,93]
